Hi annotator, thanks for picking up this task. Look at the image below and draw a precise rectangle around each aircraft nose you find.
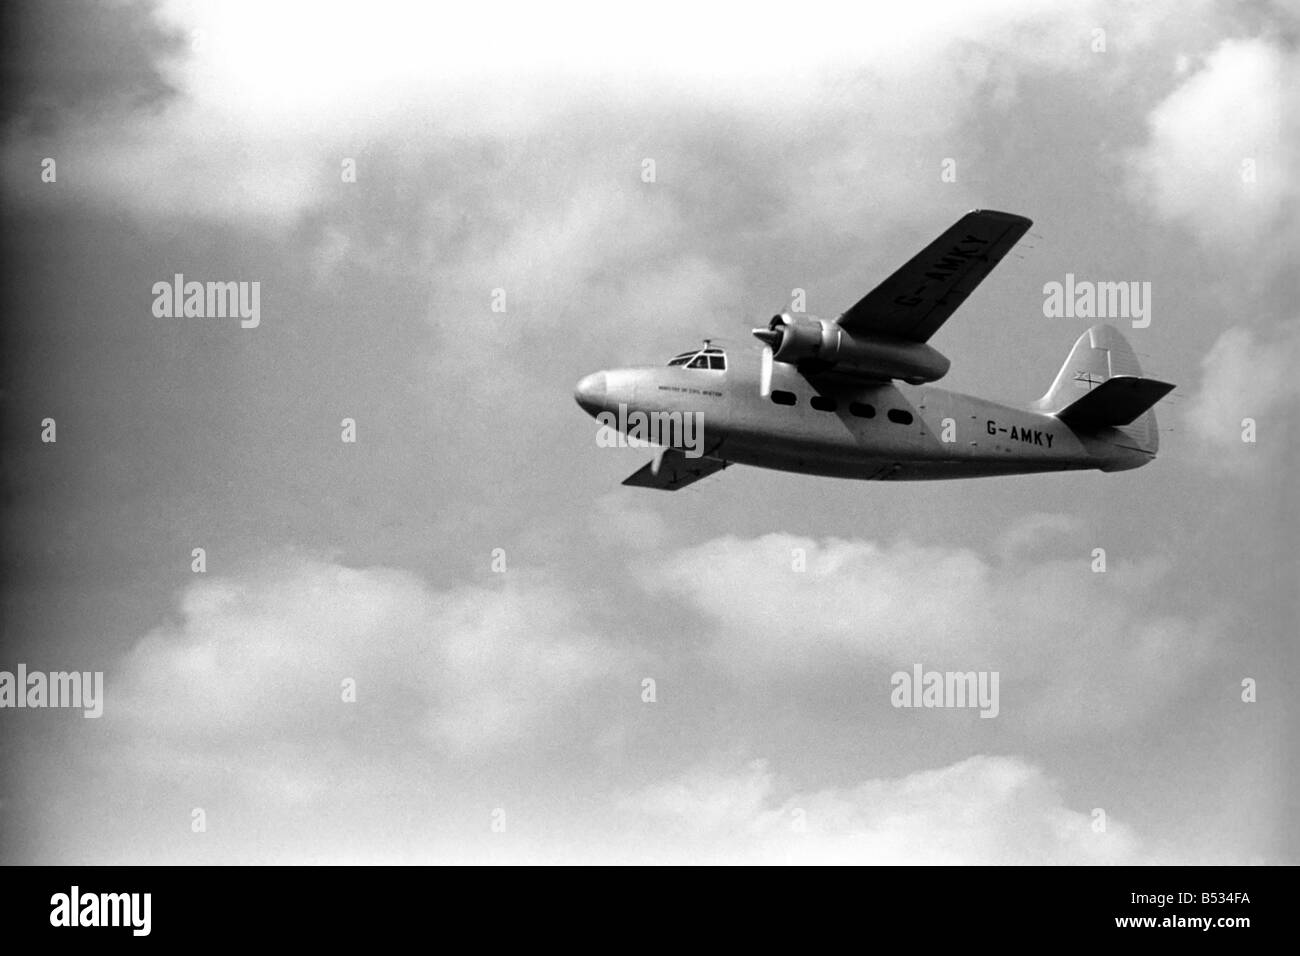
[574,371,607,414]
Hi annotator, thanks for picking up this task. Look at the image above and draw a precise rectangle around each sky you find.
[0,0,1295,864]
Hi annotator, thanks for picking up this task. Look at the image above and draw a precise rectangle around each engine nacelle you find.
[753,314,950,384]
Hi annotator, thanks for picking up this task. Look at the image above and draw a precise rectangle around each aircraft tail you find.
[1033,324,1173,453]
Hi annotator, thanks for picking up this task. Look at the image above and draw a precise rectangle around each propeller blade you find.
[759,346,773,397]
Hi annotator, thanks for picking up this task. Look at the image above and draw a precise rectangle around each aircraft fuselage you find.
[577,347,1153,481]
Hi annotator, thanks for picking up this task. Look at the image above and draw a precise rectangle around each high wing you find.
[622,449,728,491]
[836,209,1032,342]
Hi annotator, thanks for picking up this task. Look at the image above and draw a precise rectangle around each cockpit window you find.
[667,346,726,370]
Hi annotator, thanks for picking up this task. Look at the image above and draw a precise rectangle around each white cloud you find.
[114,554,621,754]
[625,754,1154,864]
[17,554,631,862]
[646,533,1218,731]
[2,0,1201,234]
[154,0,1124,119]
[1125,37,1299,267]
[1183,322,1300,471]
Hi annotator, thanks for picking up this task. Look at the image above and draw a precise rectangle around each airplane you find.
[573,209,1175,490]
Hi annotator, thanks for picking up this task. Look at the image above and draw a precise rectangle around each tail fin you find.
[1033,324,1173,453]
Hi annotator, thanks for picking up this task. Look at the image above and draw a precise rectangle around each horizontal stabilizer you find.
[1055,375,1175,430]
[622,449,728,491]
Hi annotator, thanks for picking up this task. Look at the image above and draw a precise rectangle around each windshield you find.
[667,347,726,369]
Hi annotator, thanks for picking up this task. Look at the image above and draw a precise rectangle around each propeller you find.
[751,314,783,350]
[759,344,774,397]
[750,315,786,396]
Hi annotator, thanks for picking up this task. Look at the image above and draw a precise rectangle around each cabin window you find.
[849,402,875,418]
[687,356,709,369]
[770,390,797,406]
[887,408,914,425]
[708,355,726,370]
[810,395,837,412]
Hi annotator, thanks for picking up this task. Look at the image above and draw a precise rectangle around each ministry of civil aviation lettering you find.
[986,420,1055,447]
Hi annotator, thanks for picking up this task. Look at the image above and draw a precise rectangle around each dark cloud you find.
[0,0,187,134]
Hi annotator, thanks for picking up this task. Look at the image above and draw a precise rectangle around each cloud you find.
[13,554,635,862]
[1183,322,1300,472]
[1125,37,1299,269]
[0,0,186,131]
[995,512,1086,559]
[624,754,1155,864]
[2,0,1206,236]
[113,554,622,755]
[645,533,1219,732]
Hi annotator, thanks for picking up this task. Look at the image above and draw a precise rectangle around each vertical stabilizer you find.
[1034,324,1163,453]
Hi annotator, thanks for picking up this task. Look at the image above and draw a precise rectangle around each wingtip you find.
[968,208,1034,228]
